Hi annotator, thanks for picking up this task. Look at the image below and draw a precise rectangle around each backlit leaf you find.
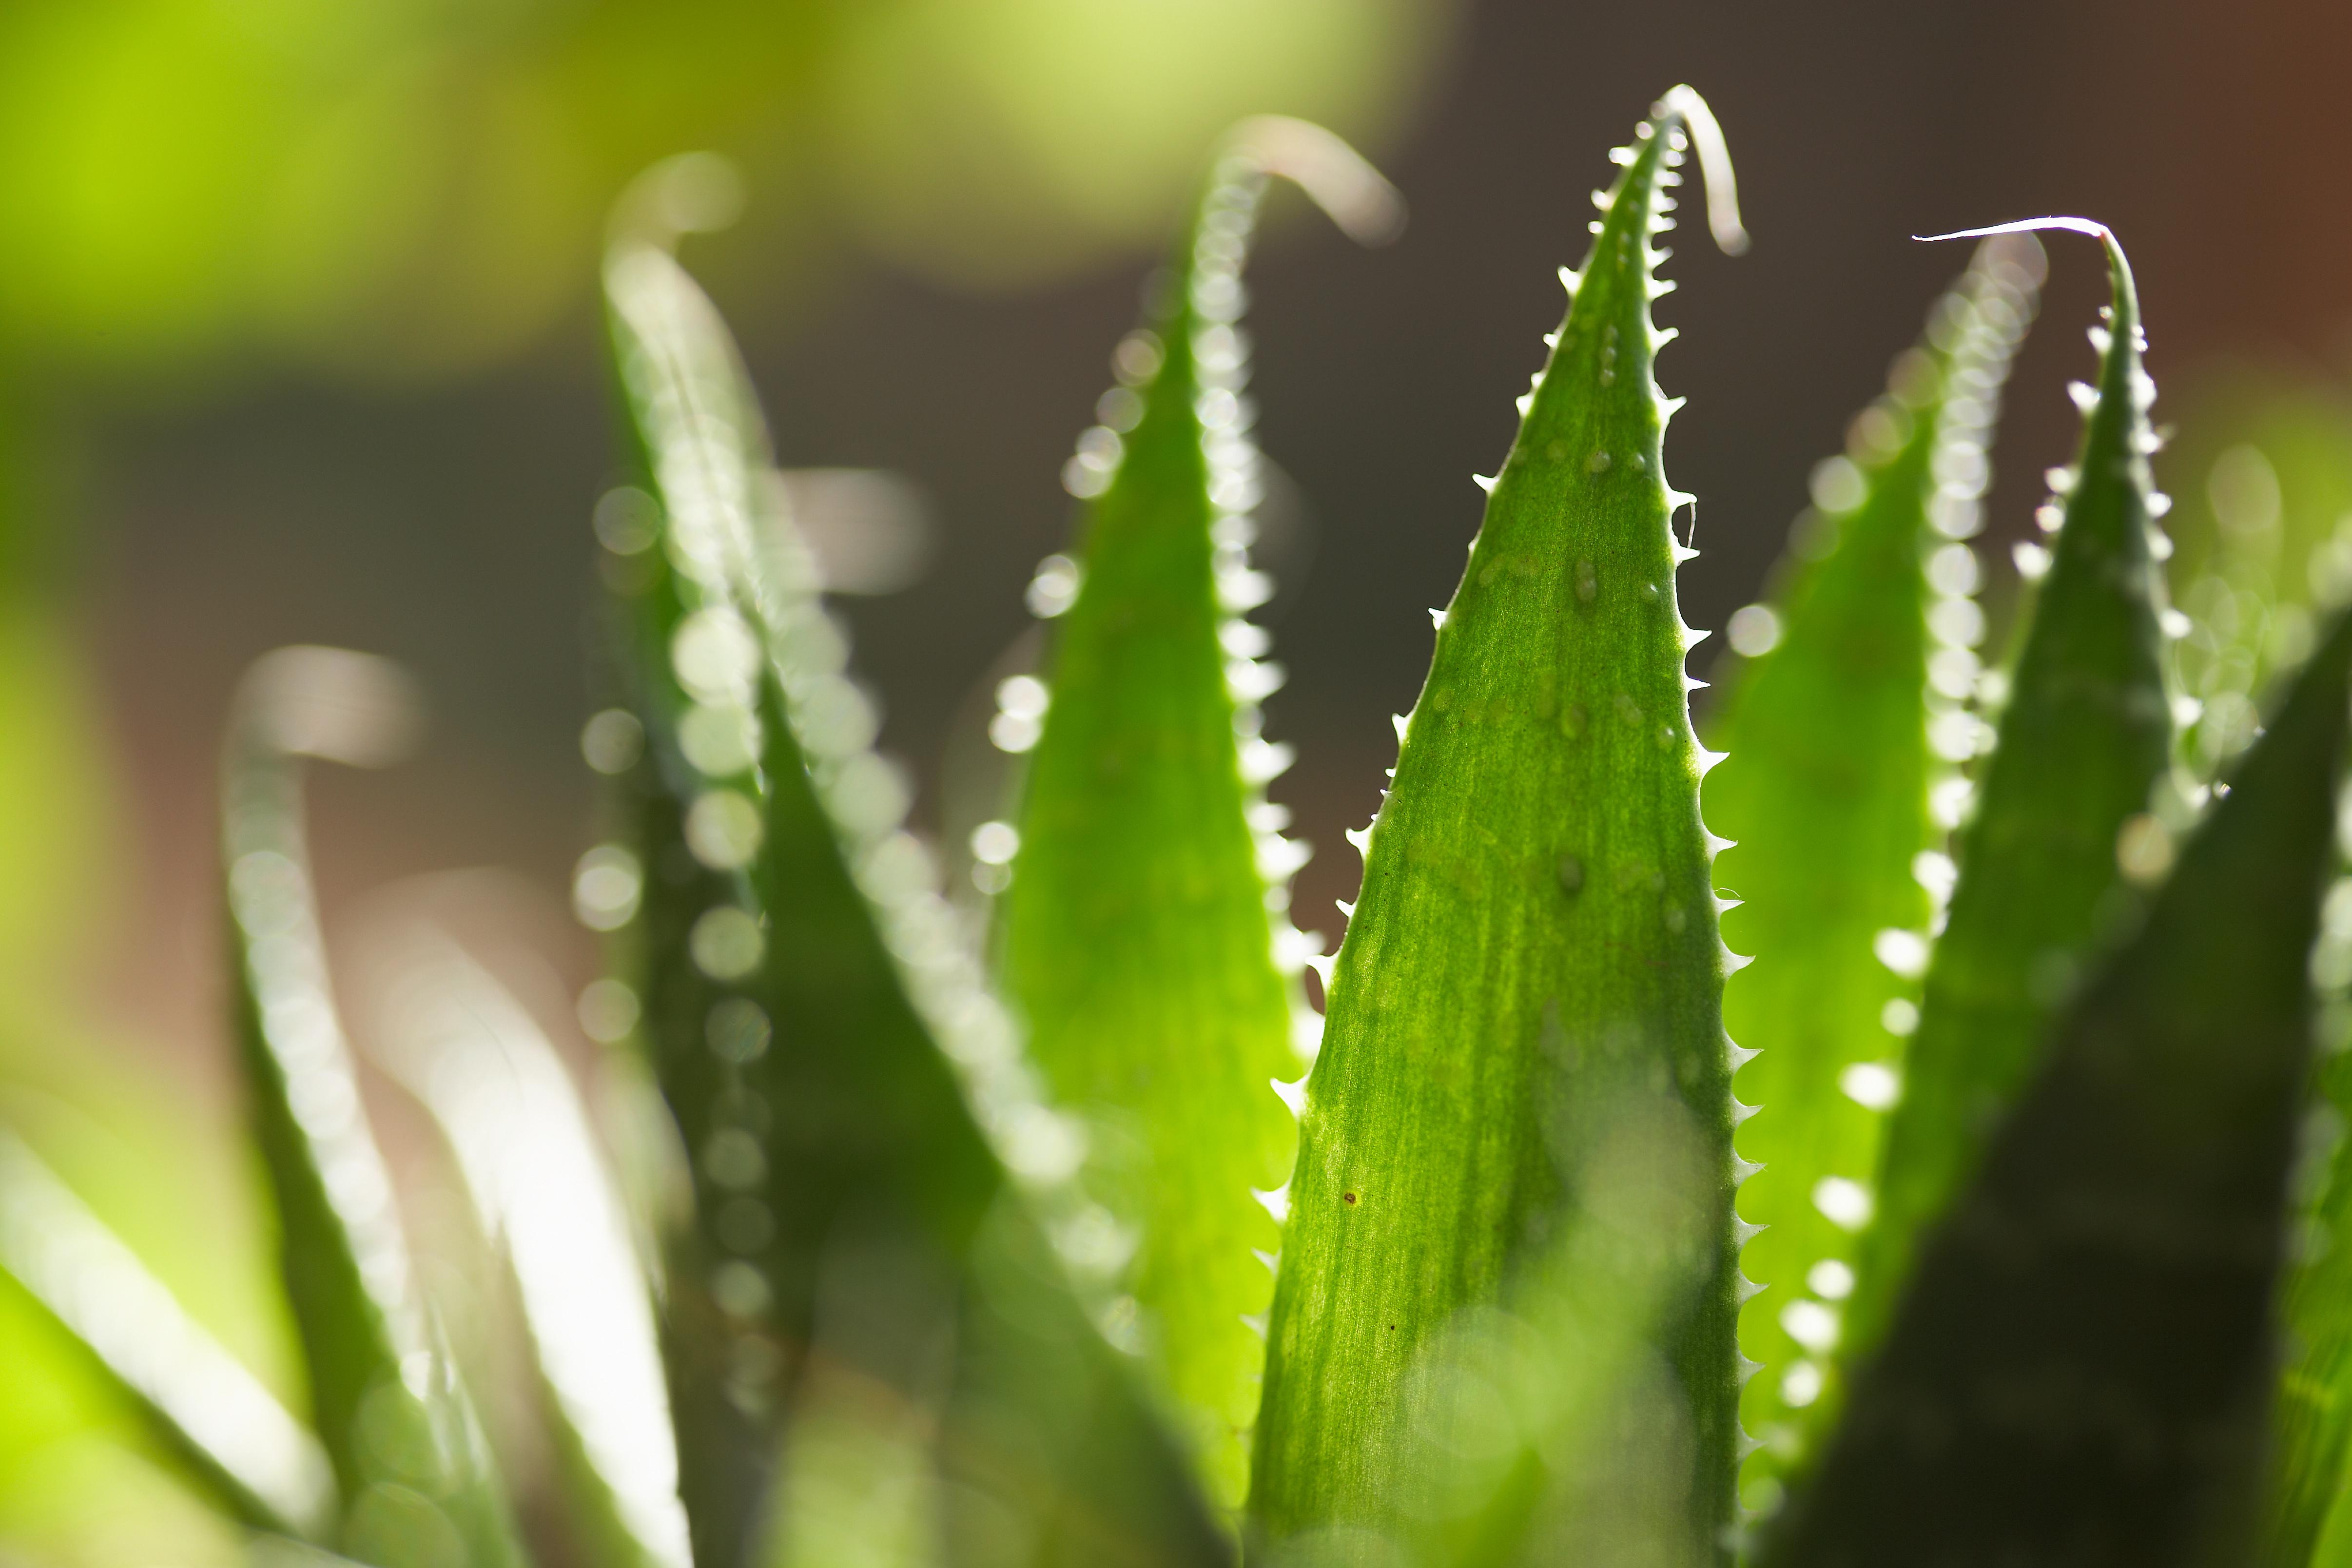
[1248,88,1747,1559]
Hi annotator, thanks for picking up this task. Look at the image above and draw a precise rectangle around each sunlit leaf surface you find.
[223,645,526,1568]
[0,1129,332,1539]
[1706,235,2041,1505]
[602,222,1230,1567]
[1003,118,1399,1511]
[1249,88,1747,1561]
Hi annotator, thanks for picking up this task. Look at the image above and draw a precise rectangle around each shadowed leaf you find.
[1766,605,2352,1568]
[1841,222,2176,1381]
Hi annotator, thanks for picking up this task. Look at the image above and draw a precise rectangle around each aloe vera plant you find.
[1247,88,1751,1560]
[1001,117,1400,1512]
[10,91,2352,1568]
[1707,235,2043,1503]
[1835,221,2177,1389]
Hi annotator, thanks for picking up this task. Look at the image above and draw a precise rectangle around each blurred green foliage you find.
[0,0,1451,381]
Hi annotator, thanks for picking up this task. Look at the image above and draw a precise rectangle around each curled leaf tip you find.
[1656,85,1749,255]
[608,150,748,252]
[1914,215,2112,246]
[1226,115,1407,246]
[236,645,424,769]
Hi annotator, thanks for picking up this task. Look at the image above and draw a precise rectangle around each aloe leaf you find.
[224,646,527,1568]
[998,118,1400,1509]
[2270,987,2352,1568]
[1704,239,2042,1503]
[0,1128,335,1539]
[360,919,692,1568]
[1838,221,2177,1377]
[1765,604,2352,1567]
[1246,88,1748,1557]
[600,220,1228,1566]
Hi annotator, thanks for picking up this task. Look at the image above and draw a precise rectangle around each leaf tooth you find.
[1557,267,1580,294]
[1514,393,1534,415]
[1732,1156,1765,1186]
[2066,379,2099,413]
[1660,395,1690,420]
[1429,607,1447,631]
[1651,276,1680,300]
[1240,1312,1269,1339]
[1652,326,1681,351]
[1730,1097,1762,1126]
[1471,472,1497,494]
[1253,1248,1281,1276]
[1345,825,1372,859]
[1684,674,1709,695]
[1304,952,1337,987]
[1334,897,1356,920]
[1727,1038,1760,1071]
[1270,1075,1309,1118]
[1542,329,1562,348]
[1733,1217,1769,1247]
[1713,892,1745,915]
[1735,1274,1768,1305]
[1671,541,1701,565]
[1590,187,1614,211]
[1392,713,1411,743]
[1703,829,1737,857]
[1665,485,1696,508]
[1253,1183,1292,1223]
[1722,945,1756,975]
[1693,745,1730,778]
[1736,1425,1768,1456]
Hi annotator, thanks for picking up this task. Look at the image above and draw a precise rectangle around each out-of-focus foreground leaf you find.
[1706,237,2041,1504]
[1001,117,1400,1510]
[359,911,692,1568]
[2268,949,2352,1567]
[601,220,1229,1567]
[1248,88,1748,1561]
[223,646,527,1568]
[0,1128,332,1538]
[1839,223,2175,1382]
[1765,605,2352,1568]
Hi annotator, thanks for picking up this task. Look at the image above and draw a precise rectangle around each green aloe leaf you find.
[1764,604,2352,1568]
[2270,982,2352,1568]
[1839,221,2176,1378]
[999,117,1401,1510]
[223,646,527,1568]
[0,1127,335,1539]
[1247,88,1748,1559]
[1705,237,2042,1505]
[359,917,692,1568]
[600,211,1228,1567]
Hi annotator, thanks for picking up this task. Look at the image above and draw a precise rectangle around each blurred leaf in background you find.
[2156,365,2352,776]
[0,0,1456,381]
